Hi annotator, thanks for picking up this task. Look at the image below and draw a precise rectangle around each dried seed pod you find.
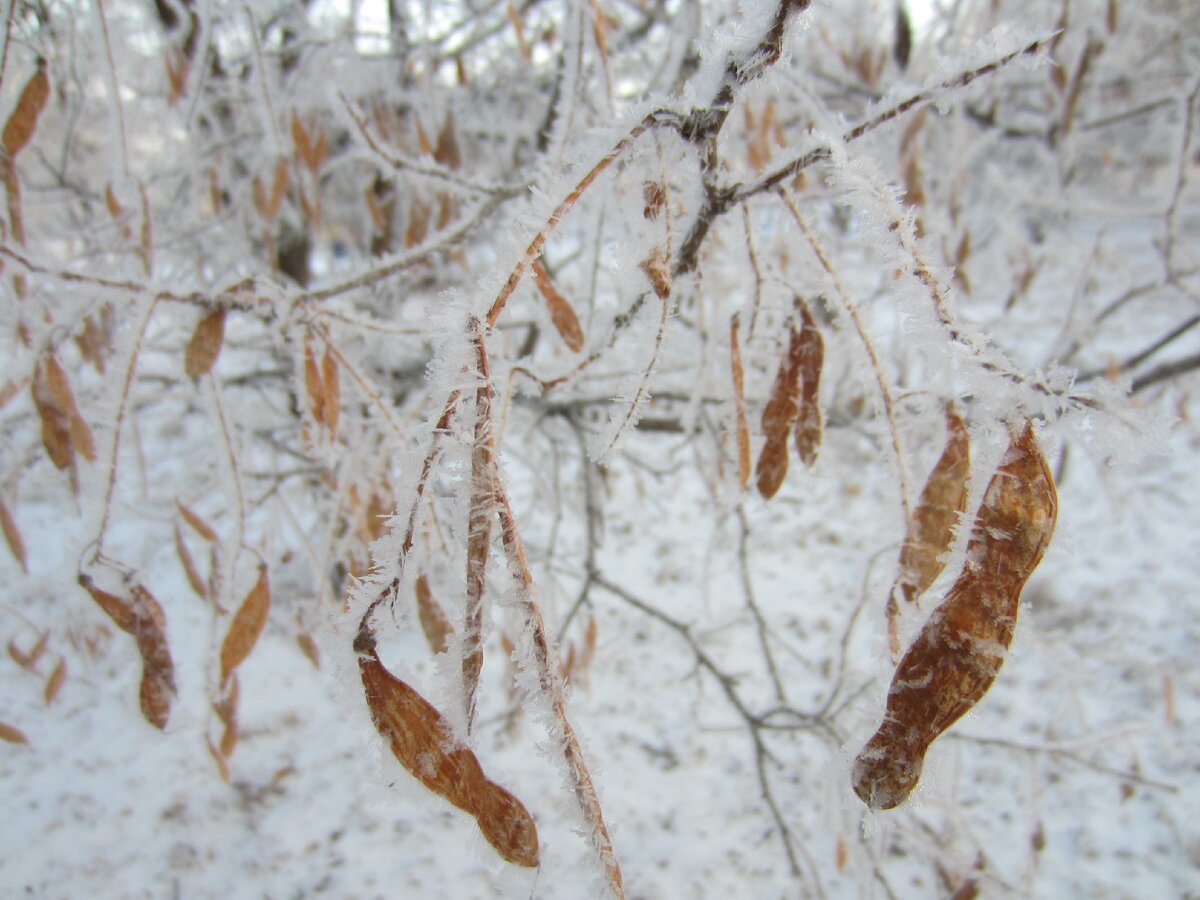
[178,501,217,542]
[174,523,207,599]
[894,405,971,604]
[0,495,27,572]
[415,574,453,655]
[357,646,539,867]
[793,299,824,468]
[756,319,804,499]
[220,567,270,684]
[532,260,584,352]
[320,347,340,438]
[81,575,176,727]
[43,658,66,704]
[303,338,325,426]
[2,60,50,159]
[185,308,226,379]
[0,721,29,744]
[130,584,177,730]
[853,420,1057,809]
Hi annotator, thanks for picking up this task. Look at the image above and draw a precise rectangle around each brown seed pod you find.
[2,60,50,159]
[220,566,270,685]
[320,347,340,438]
[130,584,177,730]
[756,318,804,499]
[853,420,1057,809]
[81,577,178,730]
[0,721,29,744]
[793,299,824,468]
[303,337,325,427]
[532,259,585,352]
[415,574,453,654]
[177,501,218,542]
[357,646,539,867]
[43,658,66,704]
[0,495,27,572]
[184,308,226,379]
[894,404,971,604]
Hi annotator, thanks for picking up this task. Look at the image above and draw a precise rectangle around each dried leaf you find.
[185,308,226,379]
[43,657,66,704]
[794,299,824,468]
[0,495,28,572]
[357,647,539,867]
[532,260,584,352]
[730,318,751,490]
[220,567,270,684]
[894,405,971,604]
[321,347,340,438]
[178,501,217,542]
[2,60,49,158]
[853,420,1057,809]
[0,721,29,744]
[415,574,453,655]
[81,577,138,633]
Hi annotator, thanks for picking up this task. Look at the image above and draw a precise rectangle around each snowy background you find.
[2,1,1199,898]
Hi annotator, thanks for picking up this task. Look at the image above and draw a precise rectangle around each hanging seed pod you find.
[356,639,539,867]
[793,299,824,468]
[853,420,1057,809]
[756,318,803,499]
[184,308,226,379]
[893,404,971,604]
